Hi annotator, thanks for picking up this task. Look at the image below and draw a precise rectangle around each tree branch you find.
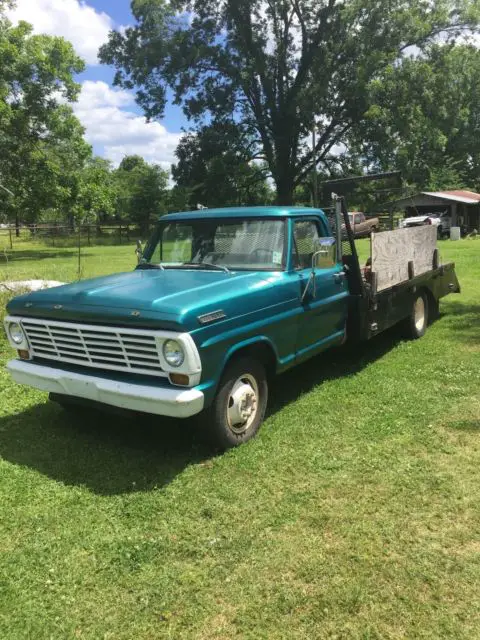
[294,122,353,186]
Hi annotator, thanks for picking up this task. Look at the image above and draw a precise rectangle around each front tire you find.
[202,357,268,450]
[404,291,428,339]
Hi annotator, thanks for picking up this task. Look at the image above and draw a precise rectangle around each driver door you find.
[293,219,348,359]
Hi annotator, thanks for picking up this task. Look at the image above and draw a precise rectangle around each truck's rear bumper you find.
[7,360,204,418]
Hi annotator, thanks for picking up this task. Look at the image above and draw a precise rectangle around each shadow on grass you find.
[0,249,94,262]
[269,326,402,414]
[0,402,209,495]
[448,420,480,431]
[441,301,480,345]
[0,327,403,496]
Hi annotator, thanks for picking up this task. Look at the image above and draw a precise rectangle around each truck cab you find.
[4,204,459,449]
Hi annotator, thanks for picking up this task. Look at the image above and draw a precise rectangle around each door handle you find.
[333,271,346,284]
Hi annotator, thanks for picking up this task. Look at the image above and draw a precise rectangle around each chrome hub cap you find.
[414,296,425,332]
[227,374,259,434]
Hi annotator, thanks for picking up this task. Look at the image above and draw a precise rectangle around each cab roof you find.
[160,206,327,222]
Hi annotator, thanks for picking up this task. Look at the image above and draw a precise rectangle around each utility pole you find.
[312,117,318,208]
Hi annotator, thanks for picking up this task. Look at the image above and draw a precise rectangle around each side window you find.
[293,220,322,269]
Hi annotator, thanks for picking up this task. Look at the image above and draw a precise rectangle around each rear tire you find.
[201,357,268,450]
[403,291,428,339]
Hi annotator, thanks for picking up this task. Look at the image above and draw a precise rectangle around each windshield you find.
[144,218,286,271]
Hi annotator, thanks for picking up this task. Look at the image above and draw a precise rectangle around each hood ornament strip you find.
[197,310,226,325]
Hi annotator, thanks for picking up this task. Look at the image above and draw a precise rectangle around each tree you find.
[76,157,117,225]
[100,0,479,204]
[115,155,169,232]
[172,121,272,208]
[349,44,480,191]
[23,106,92,227]
[0,5,89,230]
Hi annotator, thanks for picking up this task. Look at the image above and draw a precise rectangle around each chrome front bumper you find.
[7,360,204,418]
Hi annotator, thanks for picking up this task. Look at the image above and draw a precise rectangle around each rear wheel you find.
[404,291,428,339]
[202,357,268,450]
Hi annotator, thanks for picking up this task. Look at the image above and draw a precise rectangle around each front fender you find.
[222,335,280,373]
[196,335,281,408]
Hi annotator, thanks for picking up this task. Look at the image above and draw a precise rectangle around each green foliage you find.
[115,155,169,231]
[172,122,273,208]
[425,158,468,192]
[75,157,117,224]
[351,44,480,191]
[0,9,90,225]
[100,0,479,203]
[167,184,193,213]
[0,5,174,227]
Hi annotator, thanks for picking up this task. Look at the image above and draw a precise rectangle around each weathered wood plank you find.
[371,226,437,292]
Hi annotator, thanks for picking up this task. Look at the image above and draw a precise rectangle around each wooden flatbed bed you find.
[332,196,461,342]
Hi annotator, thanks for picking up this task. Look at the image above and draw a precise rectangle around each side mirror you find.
[135,239,143,264]
[301,238,337,303]
[312,237,336,269]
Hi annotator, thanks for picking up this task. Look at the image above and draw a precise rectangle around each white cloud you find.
[6,0,113,64]
[73,81,182,170]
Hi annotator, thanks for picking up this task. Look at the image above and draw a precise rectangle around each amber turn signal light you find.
[17,349,30,360]
[169,373,190,386]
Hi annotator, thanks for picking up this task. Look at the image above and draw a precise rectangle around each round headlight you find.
[162,339,185,367]
[9,322,25,345]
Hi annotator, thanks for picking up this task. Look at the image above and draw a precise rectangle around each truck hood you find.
[7,268,288,331]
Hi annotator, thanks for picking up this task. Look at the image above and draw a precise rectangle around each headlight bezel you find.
[5,320,29,350]
[8,322,25,345]
[162,338,185,368]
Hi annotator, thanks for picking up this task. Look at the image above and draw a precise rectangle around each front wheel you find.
[202,357,268,450]
[403,291,428,339]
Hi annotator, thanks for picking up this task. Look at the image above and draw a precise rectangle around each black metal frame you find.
[326,193,460,344]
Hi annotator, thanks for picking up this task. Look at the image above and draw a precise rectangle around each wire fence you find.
[0,214,401,252]
[0,223,155,251]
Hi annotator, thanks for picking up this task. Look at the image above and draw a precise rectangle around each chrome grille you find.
[21,318,167,377]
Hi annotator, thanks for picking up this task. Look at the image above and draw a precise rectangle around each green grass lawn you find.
[0,239,479,639]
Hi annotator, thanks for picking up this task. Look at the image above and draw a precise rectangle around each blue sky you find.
[7,0,189,170]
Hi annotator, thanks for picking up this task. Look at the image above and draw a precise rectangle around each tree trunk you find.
[15,212,19,238]
[273,127,296,205]
[274,173,295,205]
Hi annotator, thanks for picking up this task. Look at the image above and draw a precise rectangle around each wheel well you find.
[224,342,277,380]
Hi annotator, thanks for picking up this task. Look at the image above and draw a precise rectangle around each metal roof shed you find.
[389,190,480,232]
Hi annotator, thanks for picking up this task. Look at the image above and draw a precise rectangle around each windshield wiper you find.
[136,262,165,271]
[182,262,230,274]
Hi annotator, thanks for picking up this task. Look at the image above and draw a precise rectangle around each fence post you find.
[87,225,91,246]
[9,227,13,250]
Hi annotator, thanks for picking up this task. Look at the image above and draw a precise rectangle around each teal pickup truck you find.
[3,199,460,449]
